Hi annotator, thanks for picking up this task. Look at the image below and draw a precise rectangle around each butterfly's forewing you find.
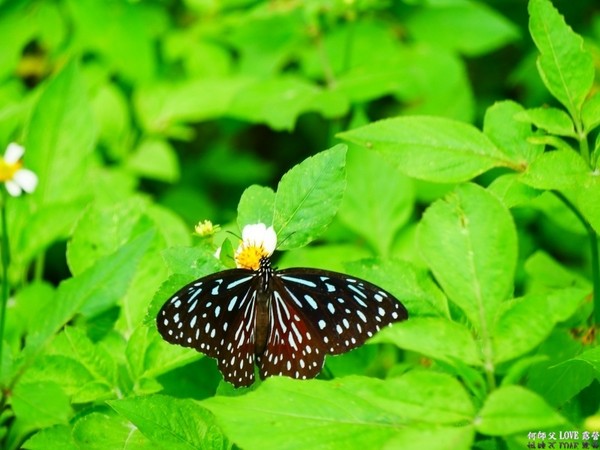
[156,269,260,387]
[257,268,408,380]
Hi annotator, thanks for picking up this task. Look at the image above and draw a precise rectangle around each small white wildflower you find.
[0,143,37,197]
[234,223,277,270]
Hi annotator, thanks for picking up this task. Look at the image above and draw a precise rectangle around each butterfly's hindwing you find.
[156,269,260,387]
[257,268,408,380]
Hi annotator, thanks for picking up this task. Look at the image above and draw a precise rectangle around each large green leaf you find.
[515,106,576,137]
[126,324,201,389]
[23,425,78,450]
[25,60,95,205]
[483,100,543,165]
[49,327,119,397]
[66,197,148,275]
[202,374,474,450]
[108,395,230,450]
[23,231,153,356]
[476,385,566,435]
[520,149,589,190]
[526,330,593,406]
[71,412,154,450]
[383,425,474,450]
[492,288,587,363]
[528,0,594,120]
[20,354,113,404]
[373,317,481,366]
[338,148,414,257]
[405,2,519,56]
[66,0,157,83]
[417,183,517,332]
[338,117,516,183]
[11,381,72,430]
[273,145,347,249]
[237,184,275,230]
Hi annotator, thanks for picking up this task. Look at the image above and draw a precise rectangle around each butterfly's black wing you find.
[156,269,260,387]
[257,268,408,380]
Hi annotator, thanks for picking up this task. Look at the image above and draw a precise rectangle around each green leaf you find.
[134,79,248,135]
[202,375,474,450]
[160,246,224,278]
[346,259,449,318]
[24,231,153,355]
[405,2,519,56]
[417,183,517,331]
[0,3,37,79]
[9,282,56,337]
[67,0,157,83]
[12,382,72,430]
[228,77,328,131]
[373,317,481,366]
[21,354,113,404]
[91,83,131,161]
[515,107,576,137]
[528,0,594,120]
[126,324,201,388]
[126,138,180,183]
[520,149,589,190]
[476,385,566,435]
[51,327,119,395]
[524,251,590,292]
[338,116,515,183]
[67,197,148,275]
[492,288,588,364]
[25,60,95,204]
[564,345,600,374]
[487,174,542,209]
[575,177,600,235]
[526,330,593,406]
[338,148,414,257]
[483,100,543,166]
[108,395,230,450]
[273,145,347,249]
[23,425,78,450]
[72,412,154,450]
[582,92,600,131]
[237,184,275,230]
[383,425,475,450]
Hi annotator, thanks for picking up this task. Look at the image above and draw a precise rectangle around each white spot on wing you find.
[280,275,317,287]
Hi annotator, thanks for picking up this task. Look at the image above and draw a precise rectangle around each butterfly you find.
[156,255,408,387]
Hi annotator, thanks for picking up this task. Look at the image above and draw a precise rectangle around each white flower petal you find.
[4,143,24,163]
[240,223,277,256]
[5,180,22,197]
[263,226,277,254]
[13,169,38,193]
[242,223,267,243]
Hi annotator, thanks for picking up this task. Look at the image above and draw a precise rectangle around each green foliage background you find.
[0,0,599,449]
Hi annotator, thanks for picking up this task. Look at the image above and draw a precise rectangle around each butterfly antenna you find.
[226,230,242,240]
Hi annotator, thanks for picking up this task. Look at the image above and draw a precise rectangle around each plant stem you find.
[0,190,9,380]
[553,190,600,326]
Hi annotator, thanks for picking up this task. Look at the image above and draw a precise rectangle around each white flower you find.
[0,143,38,197]
[234,223,277,270]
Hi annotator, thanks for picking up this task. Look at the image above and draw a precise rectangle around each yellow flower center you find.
[235,245,268,270]
[0,159,21,182]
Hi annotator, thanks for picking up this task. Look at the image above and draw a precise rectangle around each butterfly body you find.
[157,257,408,387]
